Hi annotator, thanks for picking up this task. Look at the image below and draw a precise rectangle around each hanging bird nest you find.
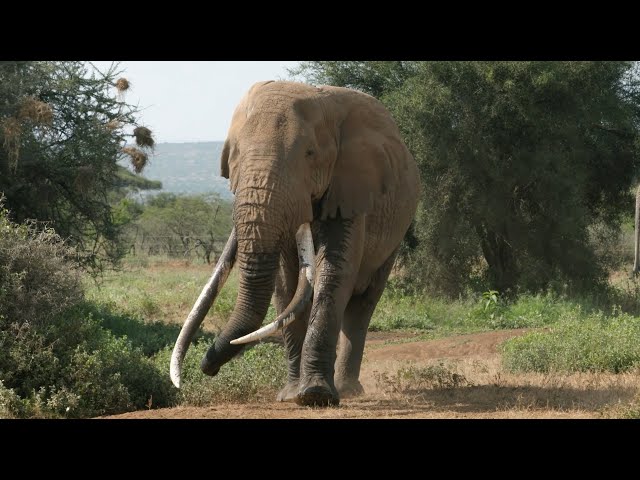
[122,146,148,173]
[105,119,121,131]
[18,97,53,125]
[133,126,155,148]
[2,117,22,171]
[115,78,130,92]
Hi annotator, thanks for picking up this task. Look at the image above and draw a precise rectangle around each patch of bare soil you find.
[101,329,640,419]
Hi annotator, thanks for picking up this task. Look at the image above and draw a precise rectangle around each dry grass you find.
[362,357,640,418]
[103,345,640,419]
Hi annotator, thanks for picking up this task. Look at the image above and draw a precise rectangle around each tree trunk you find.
[475,224,517,294]
[634,184,640,275]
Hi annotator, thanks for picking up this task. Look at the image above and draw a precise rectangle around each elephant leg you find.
[274,252,310,402]
[334,249,398,398]
[296,216,365,407]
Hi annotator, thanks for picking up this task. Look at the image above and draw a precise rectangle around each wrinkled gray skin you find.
[634,185,640,276]
[200,81,420,407]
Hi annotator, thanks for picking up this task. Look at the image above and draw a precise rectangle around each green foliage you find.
[291,61,416,98]
[0,381,22,419]
[0,205,175,418]
[114,165,162,191]
[0,61,157,274]
[153,341,287,405]
[82,303,214,356]
[0,198,83,330]
[296,61,640,296]
[482,290,500,313]
[501,312,640,373]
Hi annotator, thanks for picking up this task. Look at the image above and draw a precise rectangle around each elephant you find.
[170,80,421,407]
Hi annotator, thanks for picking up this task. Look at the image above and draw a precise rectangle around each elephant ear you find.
[320,110,401,220]
[220,138,231,180]
[220,138,241,193]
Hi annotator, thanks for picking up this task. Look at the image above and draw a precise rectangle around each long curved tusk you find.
[230,223,315,345]
[170,228,237,388]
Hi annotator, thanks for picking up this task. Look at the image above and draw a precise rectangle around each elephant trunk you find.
[200,246,280,375]
[230,223,315,345]
[200,176,302,376]
[171,159,316,387]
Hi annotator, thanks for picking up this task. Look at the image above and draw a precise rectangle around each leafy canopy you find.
[0,61,157,274]
[294,61,640,295]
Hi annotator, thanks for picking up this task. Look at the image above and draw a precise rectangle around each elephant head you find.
[170,80,405,388]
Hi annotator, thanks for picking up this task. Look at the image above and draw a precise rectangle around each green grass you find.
[86,256,239,331]
[153,341,287,405]
[501,311,640,373]
[88,257,612,340]
[371,286,579,335]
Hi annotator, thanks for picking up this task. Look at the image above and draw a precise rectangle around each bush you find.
[85,302,214,356]
[501,312,640,373]
[0,381,23,419]
[0,203,176,418]
[0,205,83,328]
[153,341,287,405]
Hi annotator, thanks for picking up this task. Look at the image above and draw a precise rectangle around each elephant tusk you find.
[230,223,315,345]
[170,227,237,388]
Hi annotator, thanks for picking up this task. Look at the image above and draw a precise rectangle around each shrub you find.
[501,312,640,373]
[0,381,23,419]
[0,204,82,328]
[85,302,214,356]
[0,203,176,418]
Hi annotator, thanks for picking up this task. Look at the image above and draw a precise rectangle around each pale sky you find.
[90,61,302,143]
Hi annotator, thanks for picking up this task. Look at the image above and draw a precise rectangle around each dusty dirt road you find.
[103,329,638,419]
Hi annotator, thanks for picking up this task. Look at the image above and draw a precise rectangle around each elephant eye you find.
[306,148,315,157]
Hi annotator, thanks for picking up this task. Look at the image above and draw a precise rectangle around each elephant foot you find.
[295,377,339,407]
[335,379,365,399]
[276,381,299,402]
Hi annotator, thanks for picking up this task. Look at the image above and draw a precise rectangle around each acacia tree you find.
[0,61,155,273]
[294,61,640,295]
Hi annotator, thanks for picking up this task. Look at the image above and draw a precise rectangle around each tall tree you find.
[295,61,640,295]
[0,61,156,273]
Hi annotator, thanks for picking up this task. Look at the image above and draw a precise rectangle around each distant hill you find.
[122,142,234,200]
